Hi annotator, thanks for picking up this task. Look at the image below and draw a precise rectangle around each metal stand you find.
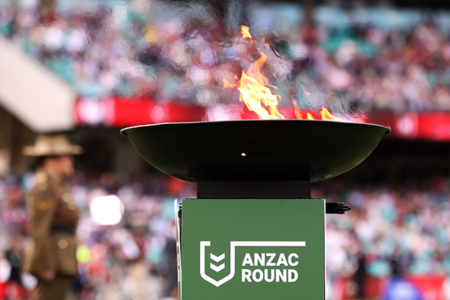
[197,180,311,199]
[196,180,351,215]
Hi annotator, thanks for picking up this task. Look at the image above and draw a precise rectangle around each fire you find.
[293,101,303,119]
[225,25,343,122]
[320,107,340,121]
[294,102,342,121]
[223,26,284,120]
[241,26,252,39]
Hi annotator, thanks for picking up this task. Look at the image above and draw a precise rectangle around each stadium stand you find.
[0,1,449,299]
[0,1,449,112]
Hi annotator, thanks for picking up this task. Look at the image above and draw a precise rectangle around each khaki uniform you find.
[24,170,79,300]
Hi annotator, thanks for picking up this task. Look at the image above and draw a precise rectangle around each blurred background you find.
[0,0,449,299]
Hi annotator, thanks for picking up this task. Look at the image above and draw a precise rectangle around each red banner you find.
[74,98,450,142]
[74,97,207,127]
[333,275,448,300]
[409,275,447,300]
[381,112,450,142]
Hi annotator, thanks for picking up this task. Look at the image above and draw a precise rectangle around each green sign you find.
[180,199,325,300]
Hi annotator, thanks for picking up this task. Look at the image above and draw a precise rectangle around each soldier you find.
[22,134,83,300]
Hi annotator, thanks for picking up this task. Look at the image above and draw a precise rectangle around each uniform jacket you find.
[23,170,79,277]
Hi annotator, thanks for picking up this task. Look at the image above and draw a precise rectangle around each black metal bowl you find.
[121,120,390,182]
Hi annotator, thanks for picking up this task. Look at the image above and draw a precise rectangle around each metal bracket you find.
[326,202,351,214]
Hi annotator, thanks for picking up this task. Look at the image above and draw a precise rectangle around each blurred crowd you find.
[0,2,450,112]
[0,1,449,300]
[319,174,450,298]
[0,168,449,299]
[0,170,194,300]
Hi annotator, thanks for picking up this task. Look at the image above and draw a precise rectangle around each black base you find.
[197,180,311,199]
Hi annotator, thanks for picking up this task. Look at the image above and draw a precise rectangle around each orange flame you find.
[293,101,302,119]
[225,26,343,122]
[223,26,284,120]
[320,107,340,121]
[294,103,342,121]
[241,26,252,39]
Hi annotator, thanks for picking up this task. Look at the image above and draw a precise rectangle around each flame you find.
[294,103,341,122]
[223,26,284,120]
[241,26,252,39]
[224,25,344,122]
[320,107,340,121]
[293,101,302,119]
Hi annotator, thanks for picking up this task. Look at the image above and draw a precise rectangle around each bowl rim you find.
[120,119,391,136]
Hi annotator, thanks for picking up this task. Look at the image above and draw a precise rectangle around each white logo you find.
[200,241,306,287]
